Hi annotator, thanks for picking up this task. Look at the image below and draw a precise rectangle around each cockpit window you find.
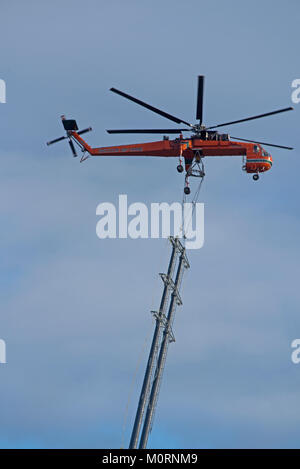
[253,145,259,153]
[263,150,269,156]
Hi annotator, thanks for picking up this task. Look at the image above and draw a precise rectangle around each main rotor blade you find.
[106,128,190,134]
[46,135,67,146]
[110,87,192,126]
[68,139,77,157]
[231,136,293,150]
[196,75,204,124]
[207,107,294,129]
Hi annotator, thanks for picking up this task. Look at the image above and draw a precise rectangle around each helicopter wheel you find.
[184,186,191,195]
[253,174,259,181]
[177,164,184,173]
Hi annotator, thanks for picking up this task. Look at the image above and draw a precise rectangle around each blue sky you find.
[0,0,300,449]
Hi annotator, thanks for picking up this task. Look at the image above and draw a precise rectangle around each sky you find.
[0,0,300,449]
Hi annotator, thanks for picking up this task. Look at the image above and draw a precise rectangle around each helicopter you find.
[47,76,294,194]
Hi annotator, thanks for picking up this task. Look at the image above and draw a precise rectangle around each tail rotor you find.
[46,115,92,158]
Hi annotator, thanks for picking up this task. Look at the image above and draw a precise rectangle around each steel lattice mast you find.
[129,237,189,449]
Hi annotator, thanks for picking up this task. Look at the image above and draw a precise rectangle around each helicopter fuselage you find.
[72,131,273,175]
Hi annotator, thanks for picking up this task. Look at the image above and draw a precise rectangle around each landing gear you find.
[253,174,259,181]
[177,164,184,173]
[184,186,191,195]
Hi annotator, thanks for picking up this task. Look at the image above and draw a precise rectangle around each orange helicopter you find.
[47,76,293,194]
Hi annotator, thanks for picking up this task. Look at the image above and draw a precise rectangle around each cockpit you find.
[253,144,270,157]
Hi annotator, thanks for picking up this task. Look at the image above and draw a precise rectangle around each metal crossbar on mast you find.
[129,237,189,449]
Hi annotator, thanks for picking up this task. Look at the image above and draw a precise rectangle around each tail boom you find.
[71,133,181,157]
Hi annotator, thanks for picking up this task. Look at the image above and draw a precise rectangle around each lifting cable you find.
[179,172,205,246]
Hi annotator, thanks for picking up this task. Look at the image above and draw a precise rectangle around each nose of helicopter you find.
[261,148,273,170]
[262,156,272,172]
[266,153,273,168]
